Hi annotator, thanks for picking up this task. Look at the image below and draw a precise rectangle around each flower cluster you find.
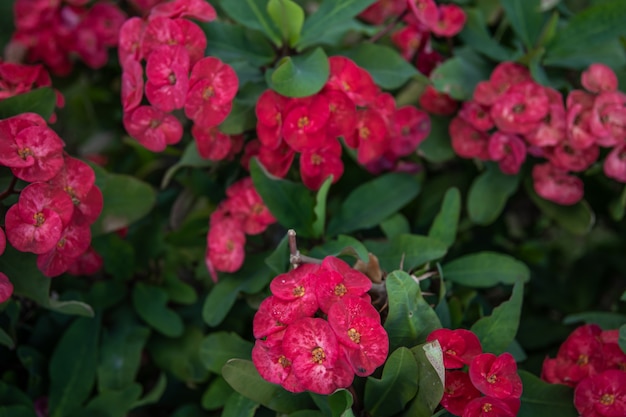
[205,177,275,282]
[120,0,240,157]
[427,328,523,417]
[542,324,626,417]
[8,0,126,75]
[0,112,103,280]
[449,62,626,205]
[250,56,430,189]
[252,257,388,394]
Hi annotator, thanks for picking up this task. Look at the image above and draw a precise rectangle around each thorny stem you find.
[0,175,18,200]
[287,229,322,268]
[368,10,409,44]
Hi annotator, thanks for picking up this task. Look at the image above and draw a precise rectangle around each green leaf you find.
[0,88,56,119]
[545,0,626,69]
[405,341,445,417]
[218,0,281,45]
[384,271,442,351]
[200,332,254,373]
[527,181,595,235]
[518,371,577,417]
[97,318,150,392]
[428,188,461,248]
[619,325,626,354]
[471,280,524,354]
[365,234,448,273]
[219,88,260,135]
[297,0,378,49]
[250,158,316,237]
[132,283,184,338]
[149,327,209,383]
[563,312,626,330]
[222,359,315,413]
[312,175,333,238]
[222,392,260,417]
[459,8,516,61]
[161,142,212,188]
[442,252,530,288]
[267,0,304,46]
[419,116,456,163]
[327,173,421,236]
[307,19,378,48]
[203,377,234,410]
[310,389,355,417]
[430,49,491,100]
[265,233,291,274]
[49,317,100,417]
[202,21,275,67]
[364,347,419,417]
[131,373,167,408]
[91,165,157,236]
[500,0,544,49]
[308,235,370,263]
[82,384,142,417]
[380,213,411,240]
[340,43,419,90]
[0,327,14,350]
[91,234,135,281]
[467,164,520,225]
[266,47,329,97]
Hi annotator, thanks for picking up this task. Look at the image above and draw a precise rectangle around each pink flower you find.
[282,95,331,151]
[204,217,246,280]
[299,139,344,190]
[252,332,305,393]
[449,117,490,160]
[469,353,523,399]
[149,0,217,22]
[440,371,482,416]
[121,59,144,113]
[462,396,520,417]
[581,64,618,94]
[324,57,379,107]
[427,329,483,369]
[269,263,320,318]
[315,256,372,313]
[123,105,183,152]
[532,163,584,206]
[490,81,549,135]
[419,85,459,116]
[574,370,626,417]
[0,273,13,304]
[603,143,626,183]
[389,106,431,157]
[0,227,5,256]
[488,132,526,175]
[144,45,190,112]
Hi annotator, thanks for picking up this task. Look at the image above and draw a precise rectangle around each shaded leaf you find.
[267,0,304,46]
[381,214,411,240]
[132,283,183,338]
[202,21,275,67]
[459,8,517,61]
[222,392,260,417]
[518,371,577,417]
[200,332,254,373]
[563,312,626,330]
[419,116,456,163]
[219,0,281,45]
[266,47,329,97]
[467,164,520,225]
[430,49,491,100]
[500,0,544,49]
[428,188,461,248]
[82,384,142,417]
[442,252,530,288]
[0,88,56,119]
[365,234,447,273]
[149,327,208,383]
[309,235,370,263]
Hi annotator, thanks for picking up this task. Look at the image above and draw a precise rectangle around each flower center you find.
[311,347,326,364]
[512,104,525,114]
[445,349,457,356]
[168,72,176,85]
[33,212,45,227]
[298,116,309,129]
[600,393,615,406]
[202,85,214,100]
[311,154,322,165]
[359,126,370,139]
[277,355,291,368]
[577,354,589,366]
[333,283,347,296]
[487,374,498,384]
[348,328,361,344]
[482,403,493,413]
[18,147,32,159]
[293,285,305,297]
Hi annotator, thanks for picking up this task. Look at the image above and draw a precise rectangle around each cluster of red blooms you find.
[120,0,242,159]
[204,177,275,282]
[449,62,626,206]
[249,56,430,189]
[361,0,464,117]
[542,324,626,417]
[8,0,126,76]
[427,328,523,417]
[252,257,388,394]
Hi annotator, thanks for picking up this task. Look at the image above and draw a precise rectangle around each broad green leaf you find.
[404,341,444,417]
[340,43,419,90]
[0,380,32,406]
[161,142,212,188]
[500,0,544,49]
[0,88,56,119]
[1,246,94,317]
[467,164,520,225]
[91,165,157,236]
[97,318,150,392]
[308,235,370,263]
[149,326,209,383]
[222,392,260,417]
[0,327,14,349]
[442,252,530,288]
[49,317,100,417]
[311,389,355,417]
[430,49,491,100]
[202,21,275,67]
[17,346,45,397]
[288,411,325,417]
[619,325,626,354]
[327,173,421,236]
[92,233,135,281]
[419,116,456,163]
[380,213,411,240]
[428,188,461,248]
[266,47,329,97]
[545,0,626,68]
[459,8,516,61]
[518,371,577,417]
[203,377,234,410]
[527,182,595,235]
[297,0,378,49]
[385,271,442,351]
[365,234,448,273]
[250,158,316,237]
[471,281,524,354]
[219,82,266,135]
[312,176,333,238]
[219,0,281,45]
[307,19,378,48]
[162,273,197,305]
[82,384,142,417]
[131,373,167,408]
[364,347,418,417]
[132,283,184,338]
[267,0,304,46]
[222,359,315,413]
[265,233,290,274]
[563,312,626,330]
[544,38,626,70]
[200,332,254,373]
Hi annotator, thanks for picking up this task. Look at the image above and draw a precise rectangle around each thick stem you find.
[287,229,323,268]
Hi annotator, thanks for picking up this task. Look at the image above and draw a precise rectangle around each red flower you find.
[525,96,566,148]
[270,263,320,318]
[431,4,466,37]
[459,101,494,131]
[36,219,91,277]
[204,217,246,280]
[121,59,144,113]
[469,353,523,399]
[473,62,531,106]
[141,16,184,59]
[323,89,357,140]
[325,56,378,107]
[176,18,207,65]
[574,370,626,417]
[582,64,618,94]
[419,85,459,116]
[589,92,626,146]
[389,106,430,157]
[282,95,331,151]
[547,141,599,172]
[282,317,354,394]
[192,125,234,161]
[253,295,313,339]
[441,370,482,416]
[145,45,190,112]
[408,0,439,29]
[123,105,183,152]
[4,183,74,254]
[566,102,597,149]
[449,117,490,160]
[255,89,291,149]
[299,139,344,190]
[603,143,626,183]
[0,273,12,304]
[351,108,389,165]
[252,332,305,393]
[488,132,527,175]
[224,177,276,235]
[66,246,103,276]
[118,17,146,64]
[149,0,218,22]
[462,396,520,417]
[391,26,427,61]
[315,256,372,313]
[427,329,483,369]
[490,81,549,135]
[327,296,388,376]
[359,0,406,25]
[532,163,584,205]
[257,142,296,178]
